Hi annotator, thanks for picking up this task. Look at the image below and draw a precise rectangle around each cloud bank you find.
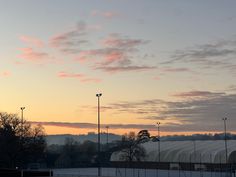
[105,91,236,132]
[162,38,236,76]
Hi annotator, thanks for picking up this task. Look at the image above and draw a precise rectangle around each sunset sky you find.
[0,0,236,135]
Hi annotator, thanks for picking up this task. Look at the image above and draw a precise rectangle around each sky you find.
[0,0,236,136]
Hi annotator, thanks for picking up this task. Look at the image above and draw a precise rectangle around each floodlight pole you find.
[222,117,228,163]
[106,126,109,150]
[20,107,25,123]
[96,93,102,176]
[157,122,161,163]
[20,107,25,136]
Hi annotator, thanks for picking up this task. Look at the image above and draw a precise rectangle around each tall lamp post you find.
[222,117,228,163]
[20,107,25,137]
[105,125,109,150]
[157,122,161,163]
[96,93,102,177]
[20,107,25,123]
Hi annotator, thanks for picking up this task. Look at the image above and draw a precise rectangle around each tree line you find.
[0,112,151,169]
[0,112,46,168]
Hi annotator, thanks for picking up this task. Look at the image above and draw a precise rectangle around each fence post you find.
[168,162,170,177]
[125,166,127,177]
[179,155,181,177]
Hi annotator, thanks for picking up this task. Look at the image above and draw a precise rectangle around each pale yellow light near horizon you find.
[42,125,232,136]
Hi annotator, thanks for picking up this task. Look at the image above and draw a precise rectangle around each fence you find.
[0,168,53,177]
[53,162,236,177]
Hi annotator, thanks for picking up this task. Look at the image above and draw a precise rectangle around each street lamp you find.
[20,107,25,123]
[20,107,25,137]
[105,126,109,150]
[157,122,161,163]
[222,117,228,163]
[96,93,102,176]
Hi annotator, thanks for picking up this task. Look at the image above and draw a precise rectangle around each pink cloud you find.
[19,48,49,63]
[75,50,96,63]
[58,71,101,83]
[153,76,160,80]
[74,34,155,74]
[81,78,101,83]
[0,71,11,77]
[91,10,119,19]
[75,49,125,65]
[102,11,118,18]
[58,71,84,79]
[14,61,24,65]
[20,35,44,47]
[104,50,124,64]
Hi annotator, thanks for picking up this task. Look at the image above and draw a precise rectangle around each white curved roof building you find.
[111,140,236,163]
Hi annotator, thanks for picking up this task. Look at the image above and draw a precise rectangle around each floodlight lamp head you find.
[96,93,102,97]
[21,107,25,110]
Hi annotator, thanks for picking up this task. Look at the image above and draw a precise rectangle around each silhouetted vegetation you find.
[0,112,46,168]
[108,131,150,162]
[2,111,236,169]
[46,138,97,168]
[45,130,151,167]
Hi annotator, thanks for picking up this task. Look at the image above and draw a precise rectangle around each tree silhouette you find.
[137,129,150,143]
[118,131,146,162]
[0,112,46,168]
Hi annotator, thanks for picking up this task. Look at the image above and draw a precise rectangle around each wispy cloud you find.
[162,37,236,75]
[95,66,156,73]
[58,71,101,83]
[172,91,225,99]
[19,48,49,63]
[20,35,44,48]
[18,35,52,65]
[102,91,236,131]
[19,23,155,75]
[102,33,147,48]
[75,33,156,73]
[162,67,191,73]
[50,22,89,54]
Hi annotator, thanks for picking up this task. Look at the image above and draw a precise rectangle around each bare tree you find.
[119,131,147,162]
[0,112,46,168]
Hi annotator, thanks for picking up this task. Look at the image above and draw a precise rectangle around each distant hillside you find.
[46,132,122,145]
[46,132,236,145]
